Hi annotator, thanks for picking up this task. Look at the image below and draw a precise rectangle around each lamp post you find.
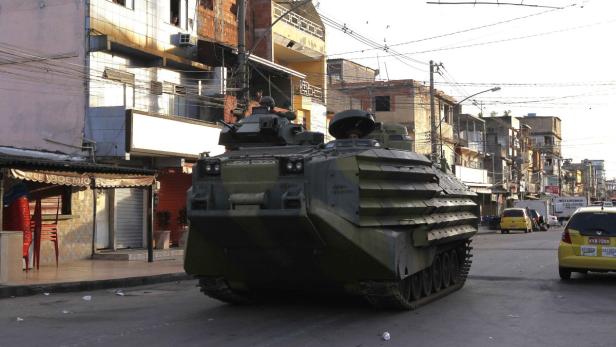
[457,87,501,110]
[439,86,501,165]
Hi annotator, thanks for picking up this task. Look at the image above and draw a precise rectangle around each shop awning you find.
[247,54,306,79]
[9,169,155,188]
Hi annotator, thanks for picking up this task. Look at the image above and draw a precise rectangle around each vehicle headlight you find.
[199,159,222,177]
[281,158,304,175]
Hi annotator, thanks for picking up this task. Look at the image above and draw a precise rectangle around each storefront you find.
[156,167,192,246]
[0,154,156,268]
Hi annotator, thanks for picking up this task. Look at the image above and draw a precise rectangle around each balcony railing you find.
[455,158,484,170]
[273,3,325,40]
[296,80,324,102]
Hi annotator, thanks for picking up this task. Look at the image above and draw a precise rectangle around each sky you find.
[316,0,615,177]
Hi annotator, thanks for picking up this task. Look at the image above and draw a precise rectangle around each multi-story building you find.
[87,0,229,249]
[589,160,607,200]
[562,160,586,197]
[327,59,378,84]
[606,179,616,200]
[0,0,327,263]
[453,113,492,215]
[327,66,458,167]
[195,0,328,131]
[0,0,194,263]
[484,116,522,212]
[518,115,562,196]
[561,159,608,201]
[518,123,536,198]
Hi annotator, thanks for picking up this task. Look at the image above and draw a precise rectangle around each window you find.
[199,0,214,10]
[545,136,553,145]
[443,104,452,124]
[567,212,616,236]
[502,209,524,217]
[110,0,133,9]
[26,184,73,216]
[168,94,187,117]
[170,0,181,27]
[374,96,391,112]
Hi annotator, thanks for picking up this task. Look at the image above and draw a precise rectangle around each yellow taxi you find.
[558,207,616,280]
[499,208,533,234]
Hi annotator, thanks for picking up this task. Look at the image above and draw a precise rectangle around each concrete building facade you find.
[327,72,457,167]
[518,115,562,196]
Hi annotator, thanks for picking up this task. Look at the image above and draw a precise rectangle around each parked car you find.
[548,215,560,227]
[482,215,501,230]
[558,207,616,280]
[500,208,533,234]
[528,209,549,231]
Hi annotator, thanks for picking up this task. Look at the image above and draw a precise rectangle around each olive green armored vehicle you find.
[185,99,479,309]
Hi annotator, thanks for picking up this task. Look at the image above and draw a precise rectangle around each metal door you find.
[95,190,111,249]
[114,188,145,249]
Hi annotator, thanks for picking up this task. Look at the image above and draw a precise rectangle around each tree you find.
[490,111,498,117]
[503,110,512,116]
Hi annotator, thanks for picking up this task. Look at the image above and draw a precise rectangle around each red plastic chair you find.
[32,198,60,269]
[3,196,33,270]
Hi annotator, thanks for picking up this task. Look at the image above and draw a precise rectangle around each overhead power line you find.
[339,17,616,60]
[328,4,574,57]
[426,1,571,9]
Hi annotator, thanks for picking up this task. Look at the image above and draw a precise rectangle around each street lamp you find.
[438,86,501,164]
[457,87,501,109]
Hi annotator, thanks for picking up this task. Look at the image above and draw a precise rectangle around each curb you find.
[0,272,193,299]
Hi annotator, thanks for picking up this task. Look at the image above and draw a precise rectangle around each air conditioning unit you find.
[178,33,197,47]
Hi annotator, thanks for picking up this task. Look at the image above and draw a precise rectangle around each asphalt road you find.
[2,228,616,347]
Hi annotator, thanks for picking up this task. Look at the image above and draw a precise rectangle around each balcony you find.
[272,3,326,61]
[296,80,324,103]
[273,3,324,40]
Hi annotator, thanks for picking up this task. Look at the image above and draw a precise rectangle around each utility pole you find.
[237,0,248,111]
[430,60,437,162]
[557,156,562,197]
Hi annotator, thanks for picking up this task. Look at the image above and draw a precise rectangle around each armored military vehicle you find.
[185,100,479,309]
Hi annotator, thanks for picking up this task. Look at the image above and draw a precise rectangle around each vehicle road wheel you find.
[431,255,443,292]
[410,272,422,301]
[441,252,451,288]
[559,267,572,280]
[421,269,432,297]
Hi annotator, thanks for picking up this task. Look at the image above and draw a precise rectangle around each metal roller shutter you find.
[115,188,144,249]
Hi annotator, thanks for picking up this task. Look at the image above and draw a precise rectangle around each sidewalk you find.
[0,258,190,299]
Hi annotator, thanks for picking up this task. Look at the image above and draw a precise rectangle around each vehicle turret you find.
[219,97,324,149]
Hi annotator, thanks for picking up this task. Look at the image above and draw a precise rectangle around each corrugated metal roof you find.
[0,154,155,175]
